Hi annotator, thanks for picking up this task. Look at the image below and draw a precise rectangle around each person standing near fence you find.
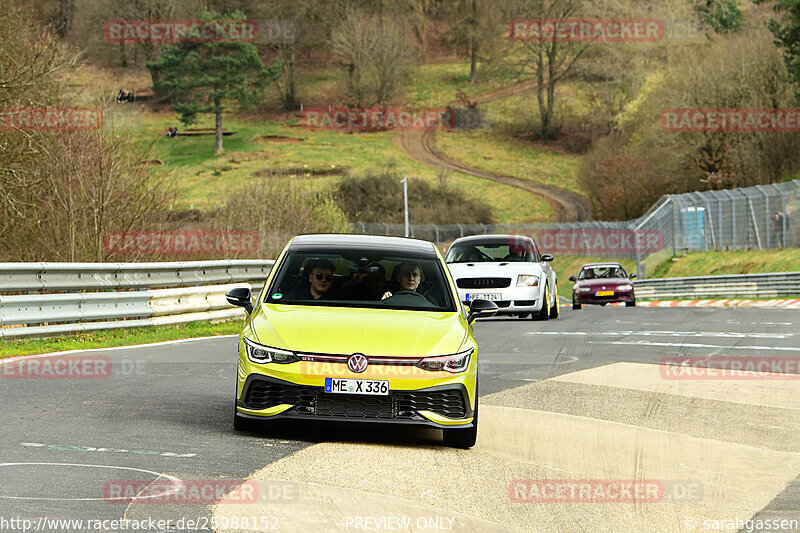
[772,211,789,247]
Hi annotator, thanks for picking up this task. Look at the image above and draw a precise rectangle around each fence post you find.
[671,196,678,255]
[756,185,770,248]
[634,227,643,279]
[783,193,788,248]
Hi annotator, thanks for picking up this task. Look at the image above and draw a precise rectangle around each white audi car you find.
[445,234,558,320]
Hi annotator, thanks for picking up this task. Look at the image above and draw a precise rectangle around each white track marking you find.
[0,463,180,501]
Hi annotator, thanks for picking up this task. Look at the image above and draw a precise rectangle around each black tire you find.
[572,296,581,310]
[549,285,559,319]
[532,285,550,321]
[626,300,636,307]
[443,398,478,449]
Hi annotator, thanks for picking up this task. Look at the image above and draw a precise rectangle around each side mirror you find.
[541,254,554,262]
[629,274,637,279]
[568,276,576,282]
[226,287,253,314]
[467,298,498,324]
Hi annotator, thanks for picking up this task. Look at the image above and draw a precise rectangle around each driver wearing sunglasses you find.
[293,259,338,300]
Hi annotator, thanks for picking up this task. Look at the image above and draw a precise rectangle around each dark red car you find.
[570,263,636,309]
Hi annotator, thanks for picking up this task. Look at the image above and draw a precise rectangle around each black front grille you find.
[515,300,535,306]
[457,277,511,289]
[316,395,396,418]
[243,379,468,420]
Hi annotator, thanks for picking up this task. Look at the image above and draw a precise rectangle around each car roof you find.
[288,234,438,257]
[580,263,624,268]
[451,234,535,245]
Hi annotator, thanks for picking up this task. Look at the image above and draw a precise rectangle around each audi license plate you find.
[325,377,389,396]
[466,293,501,301]
[596,290,615,296]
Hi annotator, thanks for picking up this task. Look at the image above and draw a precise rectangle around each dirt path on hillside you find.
[395,79,592,222]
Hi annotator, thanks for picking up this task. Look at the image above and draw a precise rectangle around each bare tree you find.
[330,6,413,107]
[503,0,591,139]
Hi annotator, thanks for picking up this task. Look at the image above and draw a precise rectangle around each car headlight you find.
[243,337,299,364]
[577,287,592,292]
[517,274,539,287]
[617,284,633,291]
[416,348,473,373]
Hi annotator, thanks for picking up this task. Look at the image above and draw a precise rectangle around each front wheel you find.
[572,295,581,310]
[549,283,559,319]
[626,300,636,307]
[532,284,550,321]
[443,400,478,449]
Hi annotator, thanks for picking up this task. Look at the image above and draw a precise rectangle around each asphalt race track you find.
[1,306,799,533]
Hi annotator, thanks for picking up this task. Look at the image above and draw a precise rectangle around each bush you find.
[581,21,800,220]
[215,174,350,258]
[332,170,494,225]
[578,135,669,220]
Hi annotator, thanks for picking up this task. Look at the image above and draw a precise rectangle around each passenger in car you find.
[503,245,529,261]
[343,262,388,300]
[292,259,338,300]
[458,247,482,262]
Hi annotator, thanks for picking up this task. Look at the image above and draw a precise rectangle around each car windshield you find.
[578,265,628,280]
[446,241,537,263]
[264,250,456,311]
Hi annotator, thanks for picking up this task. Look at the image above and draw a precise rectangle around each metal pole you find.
[402,177,410,238]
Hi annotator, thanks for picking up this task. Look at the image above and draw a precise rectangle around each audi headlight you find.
[416,348,473,373]
[617,284,633,291]
[243,338,298,364]
[517,274,539,287]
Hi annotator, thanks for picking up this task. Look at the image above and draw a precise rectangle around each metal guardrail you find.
[0,261,274,339]
[633,271,800,300]
[0,260,272,293]
[1,262,796,338]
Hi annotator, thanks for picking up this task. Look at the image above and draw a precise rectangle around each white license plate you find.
[466,293,501,301]
[324,377,389,396]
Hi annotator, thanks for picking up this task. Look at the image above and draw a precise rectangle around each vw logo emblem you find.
[347,353,368,373]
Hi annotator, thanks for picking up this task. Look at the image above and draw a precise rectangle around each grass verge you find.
[0,320,242,359]
[650,249,800,278]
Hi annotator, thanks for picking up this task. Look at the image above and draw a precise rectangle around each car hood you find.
[447,262,543,278]
[574,278,631,288]
[248,304,467,356]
